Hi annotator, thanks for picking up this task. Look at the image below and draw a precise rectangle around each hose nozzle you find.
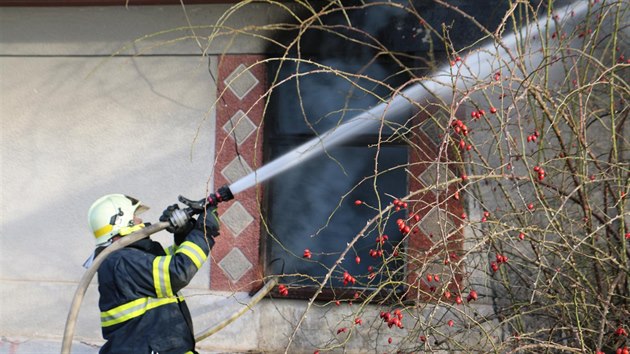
[178,185,234,217]
[207,184,234,207]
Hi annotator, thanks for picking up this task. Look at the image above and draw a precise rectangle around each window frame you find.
[261,104,413,302]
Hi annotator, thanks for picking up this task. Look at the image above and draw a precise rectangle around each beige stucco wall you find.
[0,4,248,352]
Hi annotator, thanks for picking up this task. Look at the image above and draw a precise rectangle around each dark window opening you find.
[263,56,414,301]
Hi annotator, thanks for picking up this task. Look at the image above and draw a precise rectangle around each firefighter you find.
[85,194,219,354]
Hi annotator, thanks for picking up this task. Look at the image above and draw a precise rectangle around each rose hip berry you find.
[278,284,289,296]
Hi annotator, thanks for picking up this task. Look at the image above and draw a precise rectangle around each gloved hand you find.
[195,206,220,239]
[159,204,191,234]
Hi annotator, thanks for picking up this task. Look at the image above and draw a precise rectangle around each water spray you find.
[227,0,592,195]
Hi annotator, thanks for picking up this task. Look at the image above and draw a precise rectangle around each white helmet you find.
[87,194,149,246]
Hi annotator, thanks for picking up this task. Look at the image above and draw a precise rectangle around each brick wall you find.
[212,55,266,292]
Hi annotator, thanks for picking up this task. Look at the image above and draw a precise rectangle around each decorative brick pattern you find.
[418,162,456,192]
[418,206,455,238]
[224,64,260,100]
[220,201,254,238]
[221,156,254,185]
[213,55,266,292]
[218,247,253,282]
[407,106,465,300]
[223,110,257,146]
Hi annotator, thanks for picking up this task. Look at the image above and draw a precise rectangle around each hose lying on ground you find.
[194,276,278,342]
[61,221,278,354]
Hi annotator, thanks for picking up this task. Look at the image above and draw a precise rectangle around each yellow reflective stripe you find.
[176,241,207,269]
[101,297,180,327]
[164,245,176,255]
[152,256,173,298]
[118,223,145,236]
[93,224,113,238]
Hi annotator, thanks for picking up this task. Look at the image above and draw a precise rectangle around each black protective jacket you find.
[97,227,213,354]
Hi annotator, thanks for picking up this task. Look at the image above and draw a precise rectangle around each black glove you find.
[159,204,191,233]
[195,206,220,239]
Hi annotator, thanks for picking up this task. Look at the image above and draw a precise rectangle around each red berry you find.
[447,319,454,327]
[427,274,433,282]
[461,174,468,182]
[354,200,362,206]
[303,249,312,258]
[355,317,362,325]
[355,256,361,264]
[490,107,497,114]
[278,284,289,296]
[527,203,534,210]
[518,233,525,240]
[337,327,347,334]
[467,289,478,302]
[455,296,462,305]
[388,337,393,344]
[491,262,499,272]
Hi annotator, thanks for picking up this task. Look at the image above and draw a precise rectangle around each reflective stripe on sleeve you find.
[101,296,182,327]
[152,256,173,298]
[175,241,207,269]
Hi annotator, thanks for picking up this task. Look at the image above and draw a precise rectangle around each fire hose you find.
[61,186,277,354]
